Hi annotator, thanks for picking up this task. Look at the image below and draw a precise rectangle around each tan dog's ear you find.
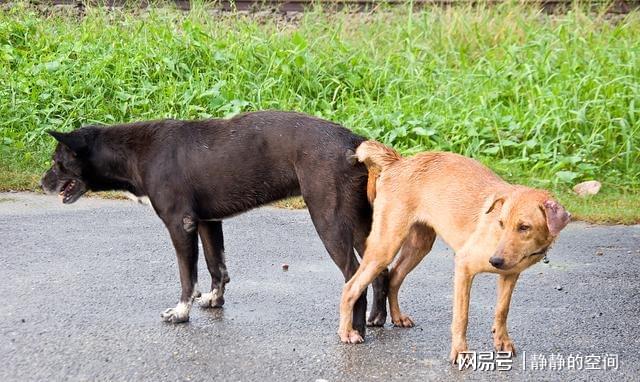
[485,195,506,214]
[541,200,571,236]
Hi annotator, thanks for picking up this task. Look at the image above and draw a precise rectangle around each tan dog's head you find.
[485,189,571,270]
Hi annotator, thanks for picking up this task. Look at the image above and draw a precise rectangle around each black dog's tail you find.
[353,140,402,204]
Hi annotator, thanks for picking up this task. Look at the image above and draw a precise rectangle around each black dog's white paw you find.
[196,289,224,308]
[160,303,190,323]
[367,309,387,327]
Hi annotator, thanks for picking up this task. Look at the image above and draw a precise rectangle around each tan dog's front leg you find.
[339,203,409,343]
[450,264,474,364]
[339,257,391,343]
[492,273,520,356]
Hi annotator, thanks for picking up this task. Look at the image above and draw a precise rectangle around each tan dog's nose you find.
[489,256,505,269]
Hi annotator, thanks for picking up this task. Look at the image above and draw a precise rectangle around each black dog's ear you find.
[48,129,96,156]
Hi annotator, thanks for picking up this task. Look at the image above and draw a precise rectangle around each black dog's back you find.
[113,111,368,219]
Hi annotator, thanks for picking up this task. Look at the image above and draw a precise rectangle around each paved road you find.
[1,192,639,381]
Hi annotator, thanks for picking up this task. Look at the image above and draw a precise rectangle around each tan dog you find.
[338,141,571,363]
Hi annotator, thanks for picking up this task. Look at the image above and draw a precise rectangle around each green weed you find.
[0,2,638,205]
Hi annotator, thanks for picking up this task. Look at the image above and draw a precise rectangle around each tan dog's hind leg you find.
[450,262,475,364]
[492,273,520,356]
[388,223,436,327]
[338,204,409,344]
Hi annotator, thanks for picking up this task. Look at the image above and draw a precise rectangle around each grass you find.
[0,2,638,223]
[558,191,640,224]
[276,192,640,224]
[272,197,308,210]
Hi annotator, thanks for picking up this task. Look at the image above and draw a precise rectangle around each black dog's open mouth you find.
[58,179,86,204]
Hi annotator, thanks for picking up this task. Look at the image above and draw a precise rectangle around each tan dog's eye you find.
[499,220,504,229]
[518,224,531,232]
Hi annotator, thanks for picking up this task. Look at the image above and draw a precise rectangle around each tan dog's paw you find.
[449,341,469,365]
[493,335,516,356]
[339,329,364,344]
[392,314,415,328]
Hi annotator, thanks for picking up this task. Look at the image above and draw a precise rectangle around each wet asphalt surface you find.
[1,192,639,381]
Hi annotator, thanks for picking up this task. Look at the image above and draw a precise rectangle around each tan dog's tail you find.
[355,140,402,204]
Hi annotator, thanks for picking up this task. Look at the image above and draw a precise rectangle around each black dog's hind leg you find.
[368,269,389,327]
[303,200,368,338]
[160,216,200,323]
[354,222,390,327]
[196,220,229,308]
[319,225,367,337]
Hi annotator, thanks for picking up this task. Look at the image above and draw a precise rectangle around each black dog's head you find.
[41,128,98,204]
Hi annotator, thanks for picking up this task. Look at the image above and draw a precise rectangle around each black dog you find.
[41,111,389,336]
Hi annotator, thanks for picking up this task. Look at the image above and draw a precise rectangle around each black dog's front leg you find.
[196,220,229,308]
[160,221,199,323]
